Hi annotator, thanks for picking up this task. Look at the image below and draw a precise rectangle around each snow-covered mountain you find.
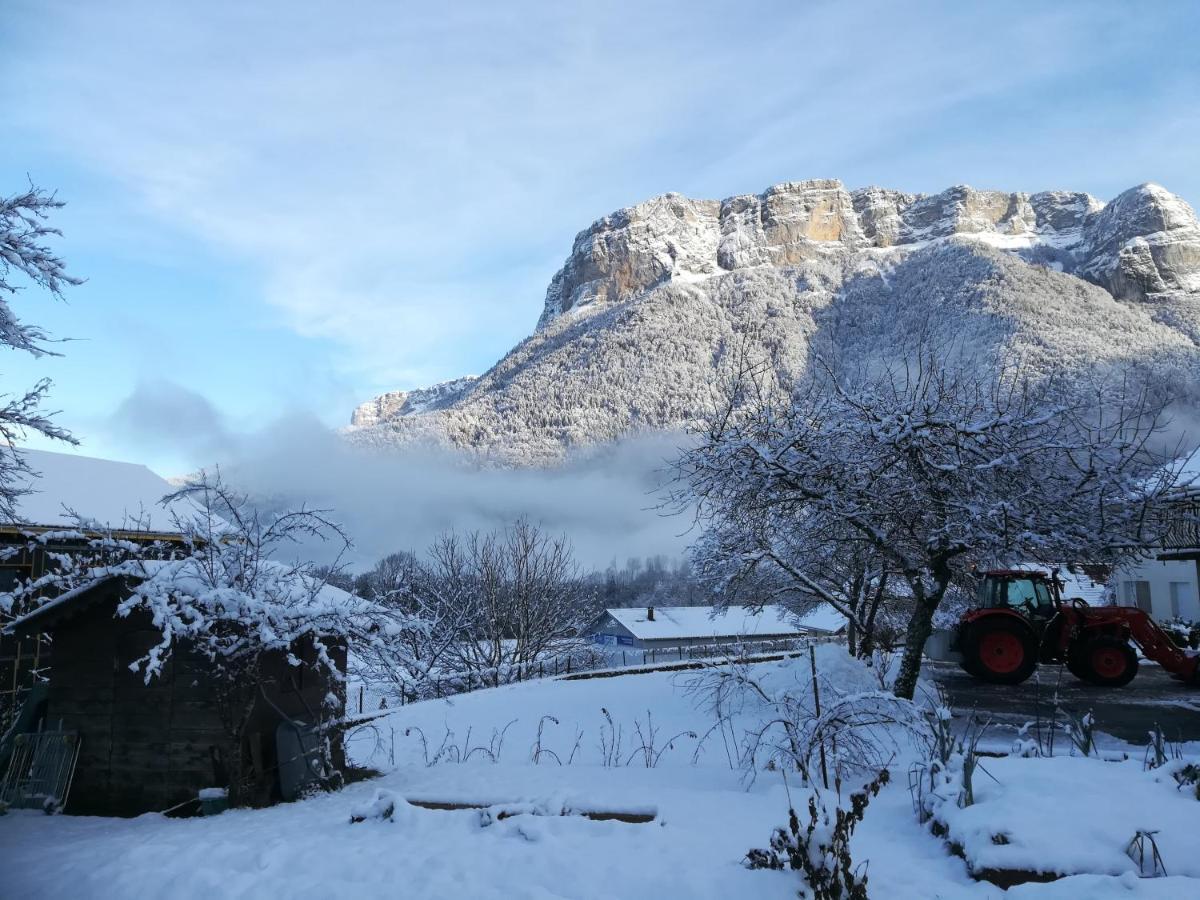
[349,179,1200,465]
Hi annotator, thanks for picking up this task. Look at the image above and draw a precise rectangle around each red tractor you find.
[952,569,1200,687]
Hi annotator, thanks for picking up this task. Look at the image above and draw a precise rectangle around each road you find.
[926,660,1200,745]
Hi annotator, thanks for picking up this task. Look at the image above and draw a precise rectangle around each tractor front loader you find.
[937,569,1200,688]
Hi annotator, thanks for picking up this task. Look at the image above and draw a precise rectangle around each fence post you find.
[622,651,626,667]
[567,657,572,675]
[809,644,829,790]
[358,684,364,714]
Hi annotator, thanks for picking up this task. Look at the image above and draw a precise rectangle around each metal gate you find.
[0,730,81,813]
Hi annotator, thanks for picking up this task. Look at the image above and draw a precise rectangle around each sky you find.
[3,0,1200,482]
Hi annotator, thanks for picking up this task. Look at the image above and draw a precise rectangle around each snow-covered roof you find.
[7,558,366,637]
[8,448,194,531]
[1055,568,1110,606]
[600,604,843,641]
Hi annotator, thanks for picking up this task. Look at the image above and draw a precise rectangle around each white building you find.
[1113,558,1199,621]
[586,604,844,650]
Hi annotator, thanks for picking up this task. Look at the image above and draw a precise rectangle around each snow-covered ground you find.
[2,649,1197,899]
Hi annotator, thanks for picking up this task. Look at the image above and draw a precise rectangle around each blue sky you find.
[4,0,1200,476]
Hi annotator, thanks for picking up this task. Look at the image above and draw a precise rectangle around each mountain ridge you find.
[348,179,1200,464]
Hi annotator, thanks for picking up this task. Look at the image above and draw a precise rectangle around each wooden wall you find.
[43,592,345,816]
[44,591,234,816]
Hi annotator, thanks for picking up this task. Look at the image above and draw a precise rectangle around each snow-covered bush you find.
[745,768,890,900]
[1063,708,1097,758]
[910,694,992,827]
[687,650,928,788]
[1145,723,1182,771]
[1161,617,1200,649]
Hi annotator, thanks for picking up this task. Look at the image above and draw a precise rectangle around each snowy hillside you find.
[349,180,1200,465]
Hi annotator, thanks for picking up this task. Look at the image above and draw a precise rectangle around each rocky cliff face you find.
[350,376,477,428]
[349,179,1200,465]
[536,179,1199,331]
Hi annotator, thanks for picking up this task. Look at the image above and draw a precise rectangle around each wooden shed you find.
[8,574,346,817]
[0,524,193,735]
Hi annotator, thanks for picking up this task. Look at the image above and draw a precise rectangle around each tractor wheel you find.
[963,619,1038,685]
[959,656,984,678]
[1065,649,1089,682]
[1075,636,1138,688]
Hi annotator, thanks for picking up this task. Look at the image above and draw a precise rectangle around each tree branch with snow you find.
[672,343,1187,698]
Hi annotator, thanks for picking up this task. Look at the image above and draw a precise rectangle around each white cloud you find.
[224,415,692,570]
[91,378,691,569]
[8,0,1199,402]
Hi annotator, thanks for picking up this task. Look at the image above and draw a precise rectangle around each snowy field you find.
[2,648,1198,899]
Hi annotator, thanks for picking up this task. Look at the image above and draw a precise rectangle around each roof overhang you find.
[5,575,127,637]
[0,523,193,545]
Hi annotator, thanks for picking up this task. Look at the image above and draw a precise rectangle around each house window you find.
[1169,582,1191,619]
[1121,581,1152,614]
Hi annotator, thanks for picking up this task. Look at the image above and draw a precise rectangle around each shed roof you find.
[601,604,843,641]
[5,559,364,638]
[5,575,125,635]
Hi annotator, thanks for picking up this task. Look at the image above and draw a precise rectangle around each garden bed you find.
[925,754,1198,885]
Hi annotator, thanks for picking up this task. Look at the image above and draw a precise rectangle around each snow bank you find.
[936,754,1200,879]
[2,644,1194,899]
[348,643,910,772]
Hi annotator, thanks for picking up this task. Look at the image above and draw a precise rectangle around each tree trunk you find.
[893,597,938,700]
[861,573,887,659]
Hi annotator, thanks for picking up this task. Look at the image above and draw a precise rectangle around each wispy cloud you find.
[106,379,236,464]
[7,0,1200,413]
[94,379,691,569]
[202,411,691,570]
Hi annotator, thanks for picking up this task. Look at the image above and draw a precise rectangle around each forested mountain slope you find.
[349,180,1200,465]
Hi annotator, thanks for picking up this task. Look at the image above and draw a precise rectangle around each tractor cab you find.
[974,570,1059,620]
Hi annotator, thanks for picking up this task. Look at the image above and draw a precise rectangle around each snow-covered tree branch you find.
[1,472,432,692]
[673,346,1186,699]
[0,184,83,521]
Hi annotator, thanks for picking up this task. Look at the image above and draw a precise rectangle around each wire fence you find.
[349,636,838,713]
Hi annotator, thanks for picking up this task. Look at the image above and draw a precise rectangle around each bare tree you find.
[405,519,598,687]
[0,185,83,519]
[674,348,1184,699]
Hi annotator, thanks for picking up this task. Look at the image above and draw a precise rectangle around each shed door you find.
[110,629,174,811]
